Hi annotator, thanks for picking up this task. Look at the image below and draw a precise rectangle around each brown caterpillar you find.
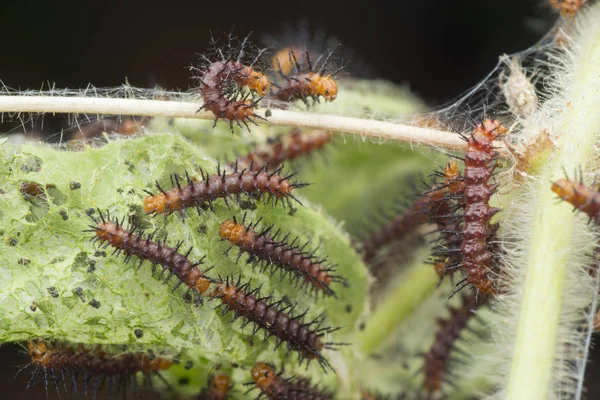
[208,277,340,372]
[430,121,505,297]
[142,164,307,217]
[428,161,467,280]
[552,177,600,224]
[269,48,342,106]
[218,217,347,297]
[361,160,463,263]
[234,129,333,171]
[549,0,586,17]
[23,339,172,398]
[199,372,231,400]
[250,362,332,399]
[195,33,270,132]
[87,210,211,300]
[458,120,505,295]
[423,296,477,396]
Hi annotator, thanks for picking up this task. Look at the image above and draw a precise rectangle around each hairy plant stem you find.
[0,95,509,155]
[505,11,600,399]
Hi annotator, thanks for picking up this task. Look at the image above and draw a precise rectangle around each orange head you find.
[251,362,276,388]
[471,119,507,143]
[27,341,50,367]
[95,221,120,243]
[245,69,270,96]
[218,220,246,244]
[308,73,338,101]
[551,178,576,201]
[208,283,236,301]
[444,160,460,181]
[272,47,305,75]
[143,192,168,214]
[211,373,231,393]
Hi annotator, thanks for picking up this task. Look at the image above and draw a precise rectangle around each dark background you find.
[1,0,597,399]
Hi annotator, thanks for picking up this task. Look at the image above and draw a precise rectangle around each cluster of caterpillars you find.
[86,165,342,394]
[194,33,344,132]
[15,118,336,399]
[360,118,506,397]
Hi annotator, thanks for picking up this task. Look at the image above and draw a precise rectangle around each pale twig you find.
[0,95,508,155]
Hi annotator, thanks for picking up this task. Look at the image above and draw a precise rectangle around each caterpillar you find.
[428,161,467,280]
[269,48,342,106]
[271,47,312,76]
[250,362,332,399]
[233,129,333,171]
[454,119,505,296]
[86,210,211,300]
[199,372,231,400]
[423,296,477,396]
[552,177,600,223]
[361,160,463,264]
[208,276,340,372]
[549,0,586,17]
[71,116,149,141]
[195,33,270,132]
[218,217,347,297]
[23,339,172,398]
[142,164,307,217]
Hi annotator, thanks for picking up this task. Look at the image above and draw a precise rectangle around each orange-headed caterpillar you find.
[86,209,211,301]
[552,177,600,224]
[549,0,586,17]
[218,216,347,297]
[195,33,270,132]
[208,276,341,372]
[269,47,343,106]
[233,129,333,171]
[199,372,232,400]
[271,47,310,75]
[449,119,505,297]
[428,160,467,280]
[142,164,308,218]
[250,362,332,399]
[23,339,172,398]
[423,295,477,395]
[361,160,463,264]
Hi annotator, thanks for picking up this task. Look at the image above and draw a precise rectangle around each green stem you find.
[357,262,438,356]
[505,7,600,398]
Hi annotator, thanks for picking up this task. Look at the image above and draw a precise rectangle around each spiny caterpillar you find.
[361,160,463,264]
[250,362,332,399]
[195,33,270,131]
[549,0,586,17]
[552,177,600,223]
[142,164,307,217]
[432,119,505,296]
[271,47,310,75]
[270,47,342,106]
[199,372,232,400]
[429,161,466,280]
[87,210,211,298]
[233,129,333,171]
[218,216,346,297]
[208,276,340,372]
[423,296,477,396]
[23,340,172,397]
